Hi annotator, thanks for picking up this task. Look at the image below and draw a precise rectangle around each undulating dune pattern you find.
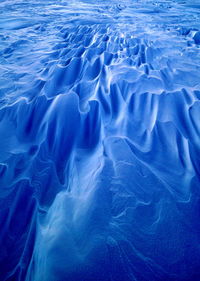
[0,0,200,280]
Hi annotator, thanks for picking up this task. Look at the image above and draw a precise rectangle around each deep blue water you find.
[0,0,200,280]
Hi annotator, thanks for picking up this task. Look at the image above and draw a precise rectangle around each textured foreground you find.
[0,0,200,280]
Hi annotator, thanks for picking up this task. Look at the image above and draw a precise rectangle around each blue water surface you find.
[0,0,200,280]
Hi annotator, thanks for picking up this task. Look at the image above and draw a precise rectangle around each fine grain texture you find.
[0,0,200,280]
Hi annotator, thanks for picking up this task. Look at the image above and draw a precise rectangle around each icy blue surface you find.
[0,0,200,280]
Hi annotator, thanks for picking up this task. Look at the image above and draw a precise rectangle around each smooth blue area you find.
[0,0,200,280]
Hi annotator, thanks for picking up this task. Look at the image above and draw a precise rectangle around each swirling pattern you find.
[0,0,200,280]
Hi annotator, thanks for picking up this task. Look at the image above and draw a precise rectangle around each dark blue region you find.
[0,0,200,280]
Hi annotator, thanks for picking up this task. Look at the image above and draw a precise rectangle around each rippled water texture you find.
[0,0,200,280]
